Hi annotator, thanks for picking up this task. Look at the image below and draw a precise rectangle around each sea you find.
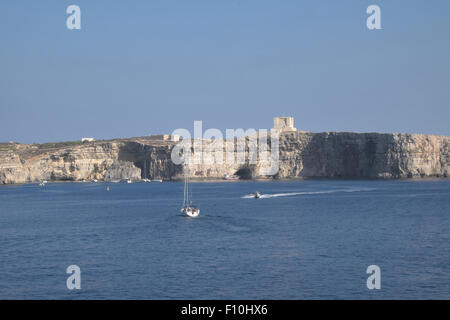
[0,180,449,299]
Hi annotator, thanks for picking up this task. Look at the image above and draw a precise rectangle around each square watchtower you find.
[273,117,296,132]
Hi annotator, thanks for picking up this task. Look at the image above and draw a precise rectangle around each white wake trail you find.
[241,188,374,199]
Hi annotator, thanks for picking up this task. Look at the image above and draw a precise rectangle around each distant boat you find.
[152,179,163,183]
[126,179,132,184]
[251,191,261,199]
[223,174,239,181]
[39,180,47,187]
[91,179,98,183]
[106,186,110,191]
[142,178,151,183]
[180,158,199,218]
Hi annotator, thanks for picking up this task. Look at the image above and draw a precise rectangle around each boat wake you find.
[241,188,374,199]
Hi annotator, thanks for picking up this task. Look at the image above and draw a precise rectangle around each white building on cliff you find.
[273,117,297,133]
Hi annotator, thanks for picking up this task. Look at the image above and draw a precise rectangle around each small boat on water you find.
[126,179,132,184]
[252,191,261,199]
[142,178,151,183]
[181,158,199,218]
[181,205,200,217]
[39,180,48,187]
[223,174,239,181]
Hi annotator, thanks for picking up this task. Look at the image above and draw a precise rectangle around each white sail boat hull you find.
[181,206,200,218]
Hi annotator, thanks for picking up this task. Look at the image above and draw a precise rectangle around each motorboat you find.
[252,191,261,199]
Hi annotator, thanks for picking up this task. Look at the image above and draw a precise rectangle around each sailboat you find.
[180,159,200,218]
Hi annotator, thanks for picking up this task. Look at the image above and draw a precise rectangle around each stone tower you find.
[273,117,296,133]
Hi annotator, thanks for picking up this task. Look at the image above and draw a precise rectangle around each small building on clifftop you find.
[273,117,297,133]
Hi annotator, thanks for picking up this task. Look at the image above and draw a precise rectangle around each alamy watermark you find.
[66,5,81,30]
[366,265,381,290]
[367,5,382,30]
[65,4,381,31]
[66,265,81,290]
[170,121,280,176]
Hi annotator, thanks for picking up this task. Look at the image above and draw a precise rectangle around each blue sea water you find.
[0,180,449,299]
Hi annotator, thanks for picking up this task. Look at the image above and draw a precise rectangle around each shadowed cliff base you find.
[0,132,448,185]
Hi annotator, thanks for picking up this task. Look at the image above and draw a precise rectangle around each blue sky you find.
[0,0,449,143]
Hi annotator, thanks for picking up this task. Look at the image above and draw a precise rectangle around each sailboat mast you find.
[183,150,193,207]
[183,168,187,206]
[180,147,199,217]
[186,163,189,205]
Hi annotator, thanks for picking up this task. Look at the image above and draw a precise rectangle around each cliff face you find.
[277,132,449,179]
[0,139,180,184]
[0,132,448,184]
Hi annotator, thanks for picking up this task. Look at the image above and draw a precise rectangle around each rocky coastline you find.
[0,131,448,185]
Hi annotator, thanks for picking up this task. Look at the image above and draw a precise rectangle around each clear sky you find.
[1,0,449,143]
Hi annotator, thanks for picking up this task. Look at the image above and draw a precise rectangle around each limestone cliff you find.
[276,132,449,179]
[0,132,448,185]
[0,138,180,184]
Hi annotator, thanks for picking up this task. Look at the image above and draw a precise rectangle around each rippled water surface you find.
[0,180,449,299]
